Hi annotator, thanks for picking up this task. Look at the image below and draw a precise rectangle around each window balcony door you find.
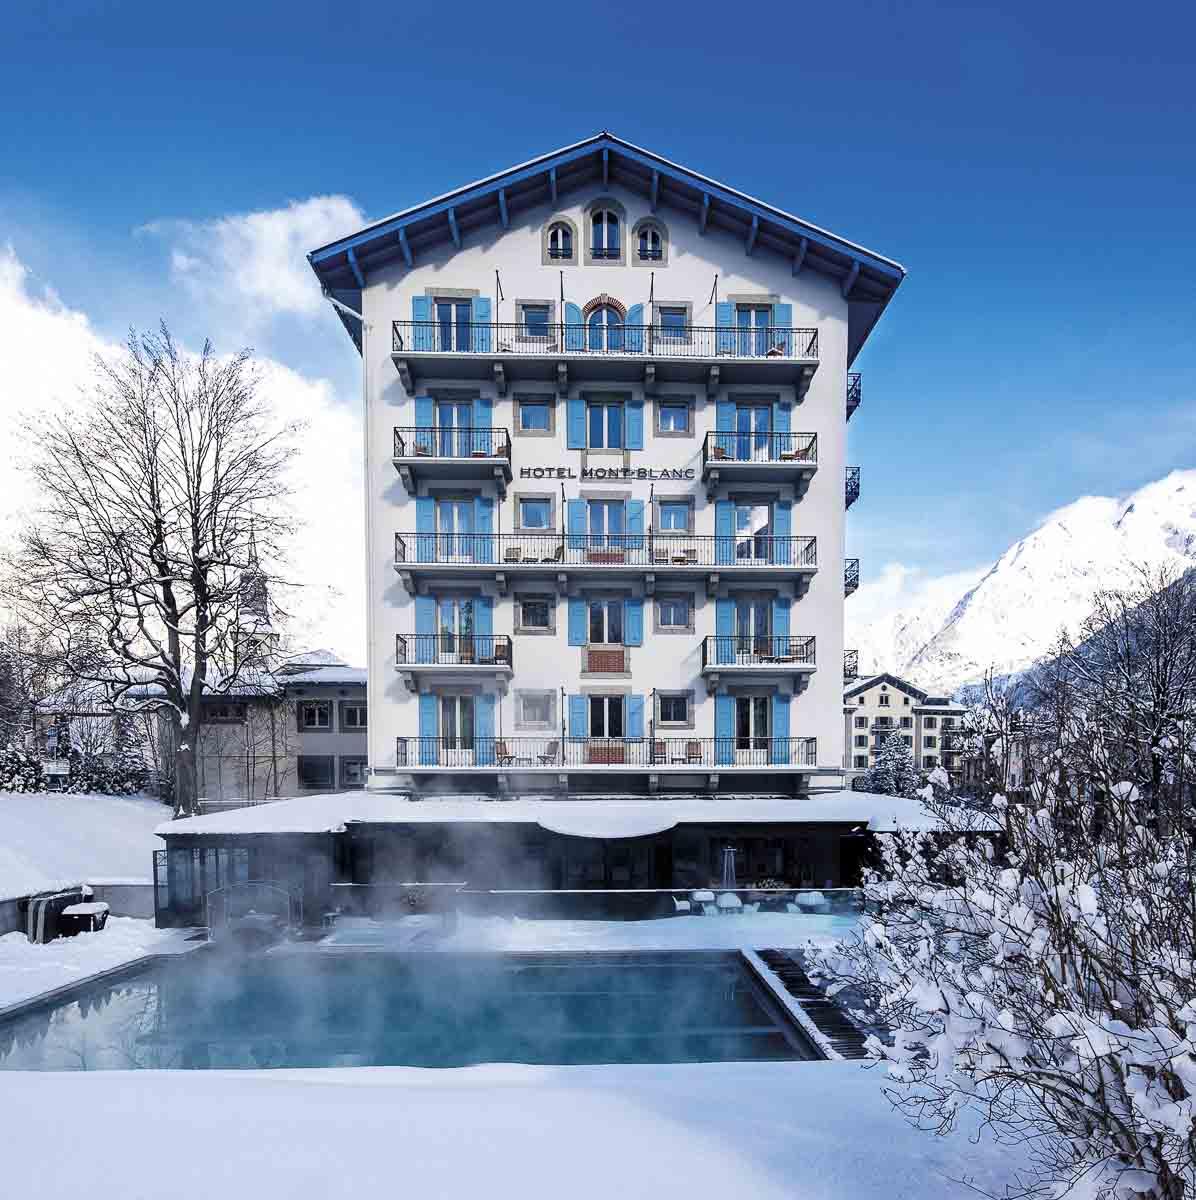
[735,598,771,662]
[588,499,626,560]
[735,695,771,765]
[436,498,475,562]
[588,694,626,763]
[438,597,475,664]
[587,306,624,353]
[587,598,626,672]
[440,695,475,767]
[436,400,473,458]
[736,306,771,357]
[435,299,472,352]
[734,501,773,563]
[735,404,771,461]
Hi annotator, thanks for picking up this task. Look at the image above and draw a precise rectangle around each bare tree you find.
[3,326,298,816]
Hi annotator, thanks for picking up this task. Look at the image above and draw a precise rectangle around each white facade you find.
[311,137,903,799]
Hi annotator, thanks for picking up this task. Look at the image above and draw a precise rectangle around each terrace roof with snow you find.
[307,132,905,364]
[157,791,973,840]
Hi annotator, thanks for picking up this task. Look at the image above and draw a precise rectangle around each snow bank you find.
[0,1060,1041,1200]
[0,917,193,1011]
[0,791,169,900]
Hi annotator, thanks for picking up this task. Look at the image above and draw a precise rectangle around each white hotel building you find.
[294,133,905,888]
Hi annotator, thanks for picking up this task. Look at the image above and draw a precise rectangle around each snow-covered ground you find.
[0,790,167,900]
[0,917,193,1011]
[0,1060,1035,1200]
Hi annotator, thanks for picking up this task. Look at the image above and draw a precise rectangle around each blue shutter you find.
[715,500,734,565]
[772,594,790,658]
[715,397,735,459]
[474,394,493,456]
[627,694,644,739]
[568,694,588,737]
[416,496,435,562]
[412,295,433,351]
[475,496,494,564]
[568,597,587,646]
[564,302,584,351]
[474,596,494,663]
[715,597,734,664]
[771,302,793,356]
[715,301,735,355]
[625,303,644,353]
[624,597,644,646]
[627,499,644,551]
[567,394,585,449]
[771,692,791,764]
[773,399,791,439]
[773,498,792,565]
[626,395,644,449]
[715,694,734,765]
[567,498,587,550]
[472,296,492,353]
[475,694,496,764]
[418,693,438,764]
[414,395,434,455]
[415,595,436,663]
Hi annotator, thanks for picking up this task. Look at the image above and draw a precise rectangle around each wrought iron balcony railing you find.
[392,321,819,362]
[845,558,860,596]
[845,467,860,509]
[847,372,861,420]
[396,735,818,769]
[702,431,817,467]
[701,636,815,669]
[393,426,511,461]
[394,532,818,570]
[844,649,859,680]
[395,634,513,669]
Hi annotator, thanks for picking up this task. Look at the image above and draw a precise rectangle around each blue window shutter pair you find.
[715,301,735,355]
[715,694,734,765]
[773,498,792,564]
[624,597,644,646]
[715,597,734,663]
[568,694,588,737]
[418,693,438,764]
[567,498,588,548]
[771,594,791,648]
[475,694,496,764]
[625,304,644,353]
[412,296,433,351]
[567,395,586,449]
[415,595,436,663]
[771,693,791,764]
[475,496,494,563]
[626,396,644,449]
[627,695,644,739]
[416,496,435,562]
[715,500,734,565]
[771,302,793,355]
[564,302,584,351]
[627,499,644,548]
[472,297,492,352]
[568,597,587,646]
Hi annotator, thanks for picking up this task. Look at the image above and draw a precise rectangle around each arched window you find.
[587,305,624,352]
[547,222,573,260]
[591,209,620,259]
[638,225,662,261]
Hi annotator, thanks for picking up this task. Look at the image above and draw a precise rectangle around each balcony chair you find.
[540,541,565,563]
[503,546,522,563]
[685,741,702,764]
[495,741,517,767]
[537,739,560,765]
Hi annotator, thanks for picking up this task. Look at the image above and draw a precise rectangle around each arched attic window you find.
[637,225,662,260]
[590,208,620,259]
[547,222,573,260]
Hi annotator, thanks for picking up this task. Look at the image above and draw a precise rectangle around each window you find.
[854,735,867,748]
[902,735,912,747]
[299,700,331,729]
[878,693,890,707]
[586,395,625,447]
[435,497,475,557]
[589,695,624,737]
[735,305,772,356]
[857,696,865,706]
[436,597,475,654]
[588,498,626,546]
[587,307,624,354]
[517,397,552,434]
[924,736,937,749]
[735,696,770,750]
[547,223,573,260]
[638,225,662,260]
[658,500,690,532]
[589,597,624,644]
[900,716,913,729]
[924,756,938,769]
[591,209,620,259]
[340,757,368,788]
[658,307,687,338]
[924,716,937,729]
[733,501,773,561]
[658,401,690,435]
[656,595,690,630]
[517,691,555,729]
[440,695,475,748]
[518,497,552,529]
[516,595,552,632]
[854,716,867,728]
[658,694,689,725]
[854,756,868,769]
[521,304,551,340]
[297,755,334,788]
[434,298,472,352]
[734,596,771,653]
[207,702,246,723]
[903,697,911,706]
[942,718,955,730]
[341,702,367,731]
[435,399,472,457]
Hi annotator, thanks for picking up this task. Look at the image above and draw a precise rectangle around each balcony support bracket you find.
[644,572,655,596]
[705,670,720,690]
[706,363,719,401]
[706,572,720,598]
[648,773,659,794]
[707,773,720,792]
[556,361,569,398]
[397,465,416,496]
[494,571,508,596]
[798,365,814,399]
[493,361,507,396]
[492,466,508,500]
[398,570,415,596]
[555,571,568,597]
[704,468,720,502]
[643,362,656,395]
[395,359,413,395]
[399,671,418,694]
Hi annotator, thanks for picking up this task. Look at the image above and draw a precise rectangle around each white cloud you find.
[139,194,367,322]
[0,245,365,665]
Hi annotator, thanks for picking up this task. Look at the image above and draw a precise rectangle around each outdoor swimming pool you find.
[0,950,816,1069]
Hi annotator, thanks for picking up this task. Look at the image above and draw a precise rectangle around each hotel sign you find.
[519,465,695,481]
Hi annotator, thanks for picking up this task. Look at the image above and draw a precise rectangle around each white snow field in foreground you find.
[0,1060,1035,1200]
[0,789,168,900]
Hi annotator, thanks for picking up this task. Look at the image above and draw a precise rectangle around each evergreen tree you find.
[860,731,920,797]
[0,744,45,792]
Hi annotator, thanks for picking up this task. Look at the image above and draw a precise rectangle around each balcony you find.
[394,634,513,692]
[844,649,859,681]
[847,373,861,421]
[845,558,859,597]
[395,735,818,773]
[845,467,860,509]
[393,532,817,596]
[700,635,816,688]
[390,321,819,397]
[701,431,817,495]
[392,427,512,498]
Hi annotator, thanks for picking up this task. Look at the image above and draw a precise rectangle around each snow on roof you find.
[157,790,966,840]
[278,665,367,686]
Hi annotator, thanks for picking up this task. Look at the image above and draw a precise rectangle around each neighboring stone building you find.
[843,673,967,785]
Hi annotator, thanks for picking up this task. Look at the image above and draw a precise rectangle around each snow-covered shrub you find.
[0,744,45,792]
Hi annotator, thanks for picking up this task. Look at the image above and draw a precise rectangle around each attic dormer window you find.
[548,223,573,260]
[637,225,662,260]
[591,210,620,259]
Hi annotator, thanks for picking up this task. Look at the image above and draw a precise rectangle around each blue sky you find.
[2,0,1194,623]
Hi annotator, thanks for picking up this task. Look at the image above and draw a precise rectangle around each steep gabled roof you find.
[307,132,905,363]
[843,672,929,703]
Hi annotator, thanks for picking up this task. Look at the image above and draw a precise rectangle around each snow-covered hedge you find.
[0,744,149,795]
